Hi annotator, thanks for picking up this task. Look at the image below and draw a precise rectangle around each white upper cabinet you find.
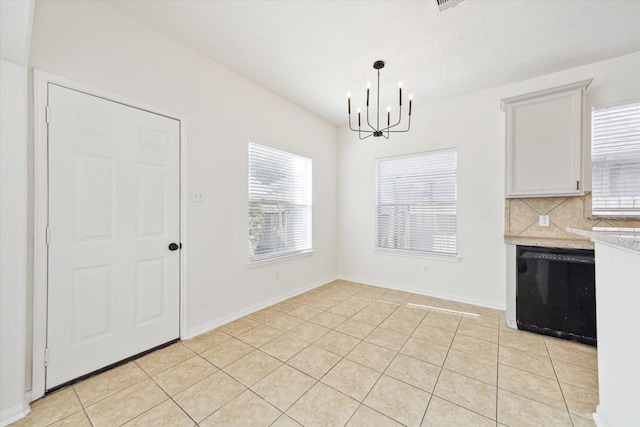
[502,80,592,198]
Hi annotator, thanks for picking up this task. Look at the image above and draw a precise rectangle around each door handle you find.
[168,243,180,251]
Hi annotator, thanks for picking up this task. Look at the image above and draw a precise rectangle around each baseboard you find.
[0,399,31,427]
[592,406,611,427]
[185,272,506,340]
[185,275,338,339]
[337,274,506,311]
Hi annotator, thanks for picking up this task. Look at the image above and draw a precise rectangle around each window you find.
[248,142,312,261]
[591,100,640,217]
[376,149,457,256]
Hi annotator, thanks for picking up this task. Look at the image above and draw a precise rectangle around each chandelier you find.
[347,60,412,139]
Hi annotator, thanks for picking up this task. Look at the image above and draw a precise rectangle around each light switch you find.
[191,190,204,203]
[539,215,550,227]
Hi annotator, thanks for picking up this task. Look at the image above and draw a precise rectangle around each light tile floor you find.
[12,280,599,426]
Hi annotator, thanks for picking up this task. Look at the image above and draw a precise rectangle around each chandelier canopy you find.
[347,60,412,139]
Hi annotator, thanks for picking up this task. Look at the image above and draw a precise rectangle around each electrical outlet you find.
[539,215,550,227]
[423,265,430,274]
[191,190,204,203]
[274,270,279,280]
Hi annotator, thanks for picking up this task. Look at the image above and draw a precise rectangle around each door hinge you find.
[46,226,51,245]
[45,105,51,124]
[44,348,49,366]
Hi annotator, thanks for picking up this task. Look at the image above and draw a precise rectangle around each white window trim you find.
[374,248,461,262]
[374,148,458,257]
[248,141,313,262]
[591,98,640,218]
[247,249,315,268]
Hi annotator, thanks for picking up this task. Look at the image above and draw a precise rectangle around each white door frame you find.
[32,69,189,399]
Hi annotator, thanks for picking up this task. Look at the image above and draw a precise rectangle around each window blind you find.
[248,142,312,261]
[376,149,457,256]
[591,100,640,217]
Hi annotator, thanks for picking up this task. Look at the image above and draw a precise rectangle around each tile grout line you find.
[407,303,438,427]
[147,352,217,426]
[350,296,415,424]
[427,309,462,422]
[70,386,95,427]
[264,289,364,425]
[279,293,416,426]
[544,337,577,426]
[339,295,427,426]
[250,289,364,425]
[495,333,589,420]
[425,309,504,424]
[154,336,253,425]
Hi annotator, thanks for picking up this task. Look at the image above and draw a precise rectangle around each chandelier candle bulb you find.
[366,87,370,106]
[358,109,361,127]
[387,106,391,126]
[347,95,351,114]
[399,83,403,106]
[409,95,413,116]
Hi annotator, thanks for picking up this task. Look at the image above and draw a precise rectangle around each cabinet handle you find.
[576,181,580,190]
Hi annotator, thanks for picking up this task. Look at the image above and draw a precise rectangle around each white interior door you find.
[46,84,180,389]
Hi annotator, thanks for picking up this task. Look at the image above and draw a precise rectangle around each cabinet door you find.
[503,80,591,198]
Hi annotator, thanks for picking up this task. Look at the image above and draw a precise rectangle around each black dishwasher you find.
[516,245,596,346]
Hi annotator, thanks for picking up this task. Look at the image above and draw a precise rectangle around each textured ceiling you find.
[110,0,640,126]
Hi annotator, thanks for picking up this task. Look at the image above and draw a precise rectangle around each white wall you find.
[337,51,640,309]
[0,0,34,66]
[0,1,34,423]
[0,59,30,425]
[28,0,338,337]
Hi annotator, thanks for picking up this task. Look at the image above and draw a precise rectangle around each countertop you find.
[503,235,594,249]
[566,227,640,253]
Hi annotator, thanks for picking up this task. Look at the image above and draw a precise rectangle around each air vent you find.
[436,0,465,12]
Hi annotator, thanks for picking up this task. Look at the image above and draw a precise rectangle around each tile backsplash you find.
[504,192,640,247]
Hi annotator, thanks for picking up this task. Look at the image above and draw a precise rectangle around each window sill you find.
[248,249,315,268]
[586,216,640,221]
[374,249,461,263]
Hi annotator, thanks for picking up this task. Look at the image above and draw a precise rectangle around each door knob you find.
[168,243,179,251]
